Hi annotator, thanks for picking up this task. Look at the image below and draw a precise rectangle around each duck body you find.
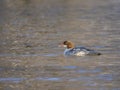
[60,41,101,56]
[64,46,101,56]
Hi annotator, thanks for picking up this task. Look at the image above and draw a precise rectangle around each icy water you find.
[0,0,120,90]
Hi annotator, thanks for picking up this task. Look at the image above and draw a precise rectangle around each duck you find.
[59,41,101,56]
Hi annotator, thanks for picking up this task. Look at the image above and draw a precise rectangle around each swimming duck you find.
[59,41,101,56]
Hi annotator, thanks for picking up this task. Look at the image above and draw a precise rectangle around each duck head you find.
[59,41,75,49]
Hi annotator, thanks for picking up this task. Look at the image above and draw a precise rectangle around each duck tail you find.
[97,52,102,55]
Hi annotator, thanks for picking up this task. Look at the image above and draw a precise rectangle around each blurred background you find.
[0,0,120,90]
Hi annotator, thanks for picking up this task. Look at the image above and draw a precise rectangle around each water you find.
[0,0,120,90]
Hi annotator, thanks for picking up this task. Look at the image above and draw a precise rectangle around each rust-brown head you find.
[59,41,75,49]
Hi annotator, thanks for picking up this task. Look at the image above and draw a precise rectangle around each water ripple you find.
[35,77,61,81]
[0,77,25,83]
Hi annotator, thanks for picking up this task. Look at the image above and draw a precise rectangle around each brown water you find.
[0,0,120,90]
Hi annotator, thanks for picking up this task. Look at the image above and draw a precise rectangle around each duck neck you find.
[67,43,74,49]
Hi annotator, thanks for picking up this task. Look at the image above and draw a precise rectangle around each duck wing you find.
[70,46,101,56]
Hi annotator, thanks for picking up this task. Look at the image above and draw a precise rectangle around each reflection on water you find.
[35,77,61,81]
[0,64,116,90]
[0,53,59,57]
[0,0,120,90]
[0,65,113,82]
[0,77,25,83]
[0,63,119,89]
[63,66,77,69]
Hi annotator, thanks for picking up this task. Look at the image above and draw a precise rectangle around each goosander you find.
[59,41,101,56]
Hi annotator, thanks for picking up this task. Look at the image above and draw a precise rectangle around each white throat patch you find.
[63,45,67,48]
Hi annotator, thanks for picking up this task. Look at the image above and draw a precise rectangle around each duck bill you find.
[58,44,67,48]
